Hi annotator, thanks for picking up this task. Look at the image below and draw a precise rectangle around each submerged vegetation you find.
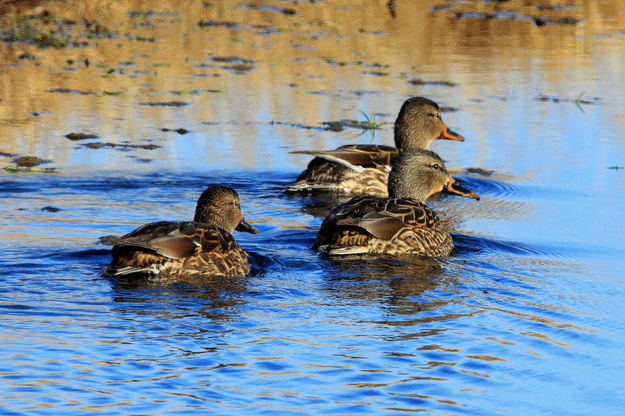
[2,22,68,47]
[0,9,114,48]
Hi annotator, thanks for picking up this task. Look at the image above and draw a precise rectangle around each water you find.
[1,1,625,414]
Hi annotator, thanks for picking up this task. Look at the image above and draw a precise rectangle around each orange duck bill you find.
[438,125,465,141]
[236,218,259,234]
[444,177,480,200]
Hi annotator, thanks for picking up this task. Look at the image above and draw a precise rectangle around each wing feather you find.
[314,196,444,254]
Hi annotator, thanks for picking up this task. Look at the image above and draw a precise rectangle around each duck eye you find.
[431,163,443,171]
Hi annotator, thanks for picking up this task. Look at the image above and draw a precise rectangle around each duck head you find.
[194,185,259,234]
[394,97,465,152]
[388,149,479,203]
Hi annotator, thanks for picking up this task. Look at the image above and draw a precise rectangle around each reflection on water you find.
[1,0,625,415]
[1,171,622,415]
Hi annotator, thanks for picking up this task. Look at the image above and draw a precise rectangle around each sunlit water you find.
[1,1,625,415]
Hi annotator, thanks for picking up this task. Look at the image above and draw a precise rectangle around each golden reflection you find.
[0,0,624,170]
[520,330,569,347]
[464,354,506,362]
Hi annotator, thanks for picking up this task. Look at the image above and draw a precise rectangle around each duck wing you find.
[113,221,197,259]
[115,221,241,259]
[349,198,438,240]
[108,222,243,276]
[286,145,397,195]
[316,196,438,246]
[291,144,398,171]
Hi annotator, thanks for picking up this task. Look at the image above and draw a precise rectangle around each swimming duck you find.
[106,185,258,279]
[313,149,479,256]
[285,96,464,196]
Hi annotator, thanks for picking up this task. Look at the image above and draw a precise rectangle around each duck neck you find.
[388,168,429,203]
[394,123,433,153]
[194,205,233,232]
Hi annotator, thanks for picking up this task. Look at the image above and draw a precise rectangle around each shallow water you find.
[1,1,625,415]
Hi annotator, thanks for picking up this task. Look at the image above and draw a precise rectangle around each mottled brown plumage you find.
[286,97,464,196]
[314,149,479,256]
[106,185,258,279]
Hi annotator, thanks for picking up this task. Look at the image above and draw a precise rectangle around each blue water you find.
[2,169,624,415]
[2,1,625,414]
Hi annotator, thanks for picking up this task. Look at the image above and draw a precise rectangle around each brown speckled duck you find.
[106,185,258,279]
[285,97,464,196]
[314,149,479,256]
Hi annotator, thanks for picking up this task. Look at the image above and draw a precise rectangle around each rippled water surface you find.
[1,1,625,414]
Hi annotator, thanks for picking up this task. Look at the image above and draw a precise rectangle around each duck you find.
[313,149,479,256]
[285,96,464,196]
[106,185,258,279]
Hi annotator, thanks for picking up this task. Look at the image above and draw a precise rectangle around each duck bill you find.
[438,125,465,142]
[235,218,259,234]
[444,177,480,200]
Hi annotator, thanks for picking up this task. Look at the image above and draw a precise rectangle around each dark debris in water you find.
[322,58,348,67]
[322,120,383,131]
[533,16,581,26]
[139,101,190,107]
[535,95,600,104]
[84,19,115,38]
[430,4,451,11]
[41,206,61,212]
[169,89,221,95]
[198,19,241,29]
[251,24,283,36]
[535,4,579,11]
[129,156,154,163]
[14,155,47,167]
[48,88,122,96]
[270,121,342,132]
[454,10,529,21]
[221,64,255,73]
[80,142,160,150]
[99,235,121,245]
[408,79,458,87]
[271,119,384,132]
[65,58,90,67]
[161,128,190,135]
[387,0,397,18]
[353,91,382,96]
[440,106,460,112]
[463,167,495,176]
[354,61,391,69]
[18,52,37,60]
[200,20,282,36]
[358,28,385,35]
[211,56,255,64]
[362,71,389,76]
[65,132,98,141]
[435,4,581,26]
[47,88,96,95]
[607,166,625,170]
[127,11,180,18]
[131,35,157,42]
[239,3,297,15]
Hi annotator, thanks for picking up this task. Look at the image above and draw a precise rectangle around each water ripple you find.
[0,169,622,416]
